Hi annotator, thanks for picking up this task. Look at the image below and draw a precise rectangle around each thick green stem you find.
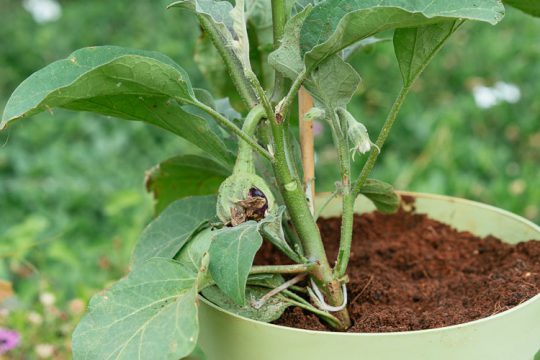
[255,0,350,329]
[191,100,272,161]
[250,263,313,275]
[269,96,350,330]
[352,85,411,197]
[271,0,286,49]
[270,0,287,103]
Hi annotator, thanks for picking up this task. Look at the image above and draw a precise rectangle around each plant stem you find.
[264,0,350,329]
[234,105,266,174]
[250,264,314,275]
[298,87,315,214]
[314,189,339,221]
[271,0,286,50]
[285,298,342,329]
[191,100,272,161]
[270,0,287,103]
[352,85,411,197]
[195,15,258,108]
[269,91,350,330]
[331,108,354,279]
[276,70,307,122]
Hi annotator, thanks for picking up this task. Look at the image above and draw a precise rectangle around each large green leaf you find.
[72,258,205,360]
[1,46,235,167]
[146,155,230,215]
[201,285,291,322]
[132,196,217,268]
[394,21,462,87]
[504,0,540,17]
[360,179,400,213]
[299,0,505,68]
[208,222,263,305]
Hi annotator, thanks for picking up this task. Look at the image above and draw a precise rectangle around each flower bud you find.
[304,107,325,121]
[337,107,375,160]
[217,173,275,226]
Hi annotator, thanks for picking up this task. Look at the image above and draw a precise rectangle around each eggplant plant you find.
[2,0,538,359]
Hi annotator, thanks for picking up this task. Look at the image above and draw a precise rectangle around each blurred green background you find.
[0,0,538,358]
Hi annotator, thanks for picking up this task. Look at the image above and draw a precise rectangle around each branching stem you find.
[249,264,314,275]
[191,100,272,161]
[352,85,411,197]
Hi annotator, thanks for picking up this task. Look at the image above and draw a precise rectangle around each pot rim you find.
[200,191,540,337]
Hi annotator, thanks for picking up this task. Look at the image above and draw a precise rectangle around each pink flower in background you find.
[0,328,20,355]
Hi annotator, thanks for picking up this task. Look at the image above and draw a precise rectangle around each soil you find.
[254,203,540,333]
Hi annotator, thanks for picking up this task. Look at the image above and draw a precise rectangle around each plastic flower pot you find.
[197,192,540,360]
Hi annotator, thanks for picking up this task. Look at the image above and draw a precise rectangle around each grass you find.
[0,1,538,358]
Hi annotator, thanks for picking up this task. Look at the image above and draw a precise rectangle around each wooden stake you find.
[298,87,315,214]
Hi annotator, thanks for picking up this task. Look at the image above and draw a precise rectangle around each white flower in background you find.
[27,311,43,325]
[494,81,521,103]
[471,81,521,109]
[39,292,55,307]
[35,343,55,359]
[23,0,62,24]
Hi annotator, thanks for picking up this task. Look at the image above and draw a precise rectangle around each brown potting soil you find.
[254,204,540,333]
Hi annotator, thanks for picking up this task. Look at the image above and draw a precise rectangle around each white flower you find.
[471,81,521,109]
[336,107,376,160]
[494,81,521,103]
[23,0,62,24]
[472,85,498,109]
[35,343,55,358]
[27,311,43,325]
[39,292,55,307]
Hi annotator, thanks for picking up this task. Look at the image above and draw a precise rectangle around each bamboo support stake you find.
[298,87,315,214]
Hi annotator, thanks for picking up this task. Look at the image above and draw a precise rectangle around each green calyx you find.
[217,105,276,226]
[217,173,276,226]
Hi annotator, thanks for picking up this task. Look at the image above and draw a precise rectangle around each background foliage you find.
[0,0,538,358]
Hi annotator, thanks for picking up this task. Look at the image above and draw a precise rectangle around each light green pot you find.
[198,192,540,360]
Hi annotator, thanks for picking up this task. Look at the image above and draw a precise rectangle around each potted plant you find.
[2,0,539,359]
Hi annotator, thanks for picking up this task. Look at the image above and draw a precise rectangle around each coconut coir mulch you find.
[254,203,540,333]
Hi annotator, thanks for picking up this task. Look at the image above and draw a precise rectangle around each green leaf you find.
[359,179,400,213]
[268,5,313,80]
[176,227,216,288]
[394,21,462,87]
[269,6,361,110]
[247,273,286,288]
[306,55,361,109]
[504,0,540,17]
[300,0,505,68]
[72,258,204,360]
[342,36,390,60]
[1,46,235,167]
[132,196,217,268]
[208,222,263,305]
[146,155,230,215]
[259,207,303,263]
[182,345,207,360]
[201,285,291,322]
